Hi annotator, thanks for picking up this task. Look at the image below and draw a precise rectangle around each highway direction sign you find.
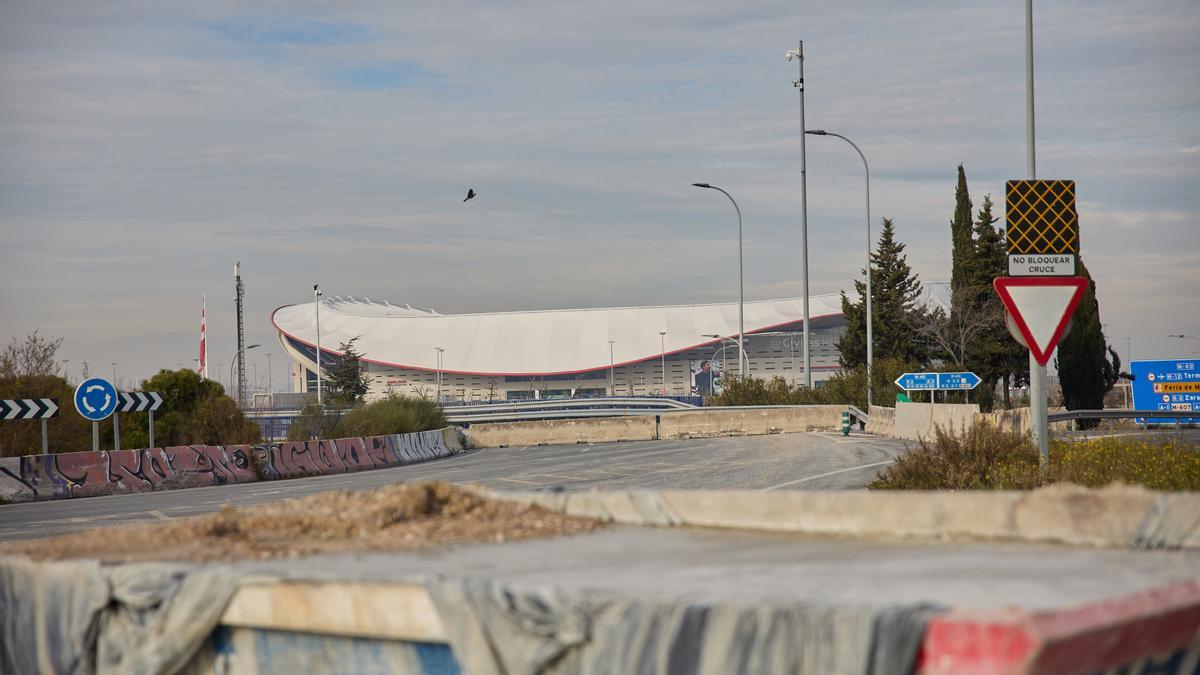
[993,277,1087,366]
[118,391,163,413]
[895,373,939,391]
[938,372,981,390]
[1005,179,1078,276]
[0,398,59,420]
[74,377,118,422]
[1131,359,1200,425]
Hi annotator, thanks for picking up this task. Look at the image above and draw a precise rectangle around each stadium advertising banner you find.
[690,358,724,396]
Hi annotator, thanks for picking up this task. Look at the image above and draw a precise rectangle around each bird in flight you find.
[463,189,476,202]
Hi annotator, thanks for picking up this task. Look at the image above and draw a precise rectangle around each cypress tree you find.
[325,336,370,404]
[949,165,974,296]
[1055,260,1120,429]
[962,195,1023,410]
[838,218,929,369]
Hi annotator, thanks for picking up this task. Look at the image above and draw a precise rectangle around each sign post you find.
[1000,177,1084,463]
[74,378,119,451]
[118,392,164,447]
[0,399,59,453]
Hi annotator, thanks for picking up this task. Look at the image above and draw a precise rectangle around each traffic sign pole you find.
[41,419,48,454]
[149,410,155,449]
[92,421,99,452]
[113,412,120,451]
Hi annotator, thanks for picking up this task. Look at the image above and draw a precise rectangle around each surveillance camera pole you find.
[787,41,812,388]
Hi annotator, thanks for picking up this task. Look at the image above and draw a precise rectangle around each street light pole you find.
[229,345,260,406]
[435,347,445,402]
[608,340,616,397]
[659,331,668,396]
[314,284,323,409]
[806,129,873,408]
[787,42,812,388]
[692,183,747,377]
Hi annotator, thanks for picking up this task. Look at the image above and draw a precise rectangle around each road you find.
[0,432,907,542]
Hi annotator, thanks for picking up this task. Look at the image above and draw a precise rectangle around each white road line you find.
[761,460,896,491]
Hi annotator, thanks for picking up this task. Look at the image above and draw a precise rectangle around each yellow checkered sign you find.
[1005,180,1079,255]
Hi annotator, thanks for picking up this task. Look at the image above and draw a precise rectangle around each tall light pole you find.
[806,129,873,408]
[314,284,323,408]
[692,183,747,377]
[265,352,273,398]
[111,362,118,387]
[608,340,616,397]
[435,347,445,402]
[1023,0,1049,463]
[659,331,668,395]
[787,42,812,388]
[229,345,260,406]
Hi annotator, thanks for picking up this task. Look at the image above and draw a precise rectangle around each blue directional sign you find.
[1131,359,1200,425]
[895,372,939,391]
[938,372,981,390]
[74,378,118,421]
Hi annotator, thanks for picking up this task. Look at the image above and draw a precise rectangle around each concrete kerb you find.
[488,483,1200,550]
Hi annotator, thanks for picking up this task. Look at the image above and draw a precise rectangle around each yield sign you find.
[993,277,1087,366]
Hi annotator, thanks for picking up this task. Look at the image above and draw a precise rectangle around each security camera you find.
[786,51,794,62]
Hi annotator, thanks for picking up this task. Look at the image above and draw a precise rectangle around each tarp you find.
[0,556,237,675]
[427,578,943,675]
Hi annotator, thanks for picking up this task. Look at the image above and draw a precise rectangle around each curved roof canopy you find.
[273,294,844,376]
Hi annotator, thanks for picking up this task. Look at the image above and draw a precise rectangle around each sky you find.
[1,0,1198,391]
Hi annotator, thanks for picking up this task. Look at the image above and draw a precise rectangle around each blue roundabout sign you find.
[74,377,119,421]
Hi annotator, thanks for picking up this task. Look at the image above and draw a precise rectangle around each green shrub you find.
[338,394,447,437]
[871,423,1200,491]
[707,357,917,408]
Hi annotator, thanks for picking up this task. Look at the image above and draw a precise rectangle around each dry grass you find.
[3,481,603,562]
[871,423,1200,491]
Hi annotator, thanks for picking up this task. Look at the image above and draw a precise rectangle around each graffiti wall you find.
[0,428,464,503]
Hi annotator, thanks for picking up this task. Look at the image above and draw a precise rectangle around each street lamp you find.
[608,340,616,397]
[314,284,323,408]
[111,362,118,387]
[1169,334,1200,340]
[659,331,668,396]
[702,334,735,391]
[806,129,873,408]
[229,344,260,405]
[435,347,445,402]
[692,183,748,377]
[787,42,813,389]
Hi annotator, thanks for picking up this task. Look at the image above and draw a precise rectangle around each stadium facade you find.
[271,294,848,402]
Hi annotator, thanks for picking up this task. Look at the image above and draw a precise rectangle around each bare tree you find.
[0,331,63,381]
[916,289,1003,370]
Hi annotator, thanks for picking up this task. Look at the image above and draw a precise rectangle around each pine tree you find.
[949,164,974,296]
[1055,260,1120,429]
[838,218,929,369]
[324,336,370,404]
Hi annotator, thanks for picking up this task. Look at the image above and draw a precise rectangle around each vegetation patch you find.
[871,423,1200,491]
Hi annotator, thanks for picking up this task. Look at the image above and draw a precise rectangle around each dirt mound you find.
[4,481,603,563]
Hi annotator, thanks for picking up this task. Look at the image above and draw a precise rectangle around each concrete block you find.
[464,416,657,448]
[893,402,981,441]
[658,406,841,438]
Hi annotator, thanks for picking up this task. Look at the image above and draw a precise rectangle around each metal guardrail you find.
[1048,409,1197,425]
[444,397,700,424]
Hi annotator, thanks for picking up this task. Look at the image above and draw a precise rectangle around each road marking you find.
[761,460,896,491]
[492,477,542,486]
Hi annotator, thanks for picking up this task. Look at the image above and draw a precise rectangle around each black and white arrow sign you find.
[117,391,164,413]
[0,398,59,420]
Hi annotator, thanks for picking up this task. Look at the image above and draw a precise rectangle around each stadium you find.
[271,294,848,402]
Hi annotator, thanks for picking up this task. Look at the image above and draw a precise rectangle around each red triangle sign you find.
[993,277,1088,366]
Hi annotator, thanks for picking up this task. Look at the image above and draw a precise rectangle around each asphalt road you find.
[0,432,908,542]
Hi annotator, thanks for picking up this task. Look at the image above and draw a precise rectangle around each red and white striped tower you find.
[197,294,208,378]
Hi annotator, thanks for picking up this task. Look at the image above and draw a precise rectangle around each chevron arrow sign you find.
[0,398,59,420]
[118,391,164,413]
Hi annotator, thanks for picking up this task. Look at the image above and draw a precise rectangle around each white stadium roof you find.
[272,294,844,376]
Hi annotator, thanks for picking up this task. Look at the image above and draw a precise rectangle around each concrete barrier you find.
[490,482,1200,550]
[464,416,656,448]
[892,401,980,440]
[919,581,1200,675]
[866,405,896,436]
[464,406,844,448]
[658,405,842,438]
[0,427,466,504]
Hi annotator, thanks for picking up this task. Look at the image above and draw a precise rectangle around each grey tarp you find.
[426,578,944,675]
[0,556,238,675]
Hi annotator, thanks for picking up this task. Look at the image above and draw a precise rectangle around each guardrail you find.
[444,397,700,424]
[1047,409,1197,428]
